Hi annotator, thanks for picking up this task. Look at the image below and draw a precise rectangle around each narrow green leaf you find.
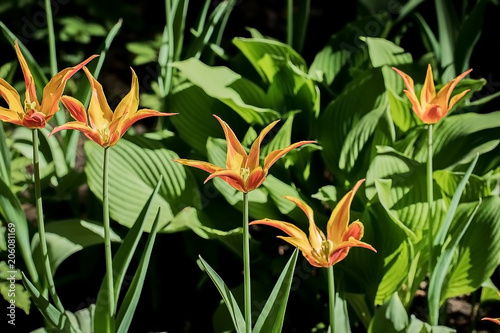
[93,179,162,333]
[253,248,298,333]
[0,178,39,288]
[116,209,162,333]
[198,256,245,333]
[428,199,481,325]
[0,22,49,86]
[433,154,479,249]
[0,122,10,185]
[435,0,458,81]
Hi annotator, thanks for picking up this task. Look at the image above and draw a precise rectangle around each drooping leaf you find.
[368,292,408,333]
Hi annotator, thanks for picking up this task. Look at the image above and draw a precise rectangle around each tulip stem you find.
[243,192,252,333]
[103,147,115,322]
[327,266,335,333]
[32,129,64,312]
[427,124,434,273]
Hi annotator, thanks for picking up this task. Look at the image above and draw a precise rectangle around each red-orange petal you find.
[433,68,473,111]
[204,169,246,192]
[82,67,114,131]
[113,67,139,121]
[250,218,309,240]
[481,317,500,325]
[172,159,224,174]
[50,121,103,146]
[263,140,315,171]
[245,167,267,192]
[61,96,88,123]
[117,109,177,141]
[21,110,45,128]
[420,104,443,124]
[14,40,38,105]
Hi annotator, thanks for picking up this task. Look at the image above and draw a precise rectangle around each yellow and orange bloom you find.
[482,291,500,325]
[250,179,376,268]
[174,115,315,193]
[0,41,98,128]
[392,64,472,124]
[50,67,176,147]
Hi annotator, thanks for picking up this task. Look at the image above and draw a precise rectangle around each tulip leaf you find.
[0,176,40,289]
[116,209,161,333]
[368,292,408,333]
[232,38,308,84]
[94,179,162,333]
[435,0,457,81]
[432,154,478,250]
[198,256,246,333]
[406,315,455,333]
[428,199,481,325]
[85,135,199,232]
[0,22,49,87]
[444,196,500,299]
[172,58,280,125]
[21,272,76,332]
[31,219,122,274]
[0,122,10,184]
[252,248,298,333]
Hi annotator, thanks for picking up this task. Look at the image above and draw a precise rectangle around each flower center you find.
[99,123,110,143]
[240,167,250,181]
[24,100,37,114]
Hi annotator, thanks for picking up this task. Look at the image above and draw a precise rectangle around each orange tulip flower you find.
[50,67,176,147]
[174,115,315,193]
[392,64,472,124]
[250,179,376,267]
[482,291,500,325]
[0,40,98,128]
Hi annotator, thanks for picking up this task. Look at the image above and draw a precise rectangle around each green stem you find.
[103,147,115,321]
[243,192,251,333]
[44,0,57,76]
[287,0,293,46]
[427,124,434,272]
[32,129,64,312]
[327,266,335,333]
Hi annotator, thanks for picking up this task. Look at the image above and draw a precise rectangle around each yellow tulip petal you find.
[250,218,309,240]
[213,115,247,171]
[283,195,324,250]
[173,159,224,174]
[83,67,114,130]
[263,140,315,171]
[0,78,23,116]
[246,120,279,170]
[118,109,177,139]
[61,96,88,123]
[393,67,424,118]
[278,236,323,267]
[0,107,22,126]
[114,67,139,120]
[434,68,472,111]
[447,89,470,111]
[420,64,436,108]
[327,179,364,244]
[14,40,37,104]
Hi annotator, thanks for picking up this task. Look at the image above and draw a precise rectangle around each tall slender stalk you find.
[44,0,57,76]
[243,192,251,333]
[327,266,335,333]
[287,0,293,46]
[103,147,115,323]
[32,129,64,312]
[427,124,434,272]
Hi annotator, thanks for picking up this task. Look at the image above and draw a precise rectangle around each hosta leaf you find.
[232,38,307,84]
[172,58,280,125]
[364,37,412,68]
[85,135,199,231]
[31,220,122,274]
[368,292,408,333]
[434,170,494,203]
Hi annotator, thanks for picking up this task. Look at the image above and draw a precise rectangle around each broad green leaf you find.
[406,315,456,333]
[368,292,408,333]
[318,68,386,184]
[198,256,245,333]
[364,37,412,68]
[332,288,352,333]
[172,58,280,125]
[94,180,162,333]
[434,170,493,203]
[480,279,500,303]
[312,185,338,210]
[85,135,199,231]
[232,38,308,84]
[116,209,161,333]
[445,196,500,299]
[31,220,122,274]
[428,198,481,325]
[253,248,298,333]
[0,261,31,314]
[39,127,68,178]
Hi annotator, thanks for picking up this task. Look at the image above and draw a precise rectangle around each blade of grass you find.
[115,209,162,333]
